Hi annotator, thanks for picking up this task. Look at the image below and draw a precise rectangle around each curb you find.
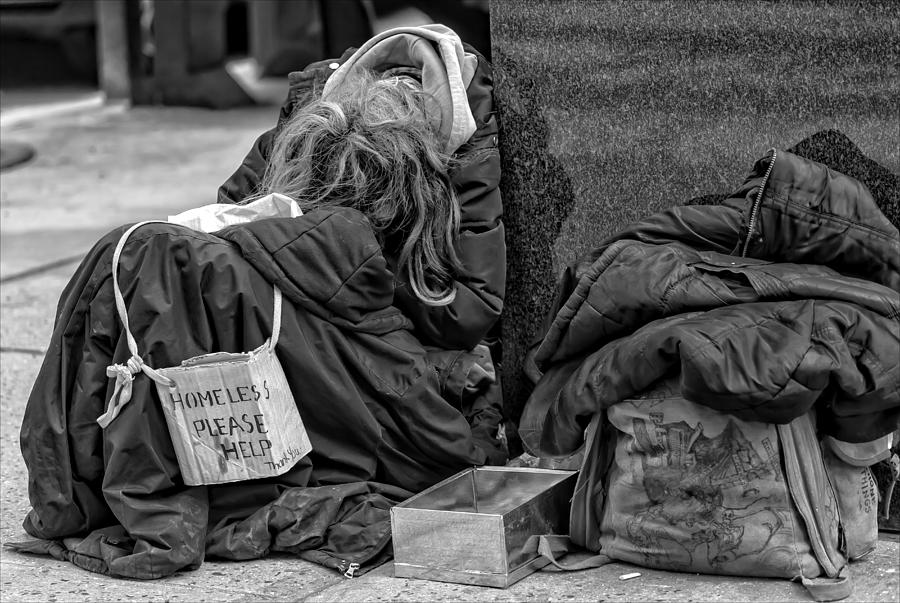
[0,92,124,129]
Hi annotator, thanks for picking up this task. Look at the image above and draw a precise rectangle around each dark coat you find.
[519,150,900,457]
[17,206,505,580]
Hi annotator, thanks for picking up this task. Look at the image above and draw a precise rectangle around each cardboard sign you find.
[154,339,311,486]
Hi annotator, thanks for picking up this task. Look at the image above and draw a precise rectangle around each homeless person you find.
[13,26,507,579]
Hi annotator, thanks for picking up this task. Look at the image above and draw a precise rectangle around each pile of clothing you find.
[520,145,899,475]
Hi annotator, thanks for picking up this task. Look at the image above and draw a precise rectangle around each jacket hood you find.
[321,24,478,155]
[219,207,408,332]
[725,149,900,290]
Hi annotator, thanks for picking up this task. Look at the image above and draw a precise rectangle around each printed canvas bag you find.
[96,221,312,485]
[567,378,856,601]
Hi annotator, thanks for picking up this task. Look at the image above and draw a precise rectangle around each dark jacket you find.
[519,150,900,457]
[217,44,505,351]
[18,207,505,578]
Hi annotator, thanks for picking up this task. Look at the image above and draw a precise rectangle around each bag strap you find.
[97,221,176,428]
[97,220,283,428]
[778,417,853,602]
[801,566,853,602]
[109,221,170,370]
[535,535,612,572]
[269,280,282,350]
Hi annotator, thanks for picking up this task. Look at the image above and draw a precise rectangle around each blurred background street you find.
[0,0,491,327]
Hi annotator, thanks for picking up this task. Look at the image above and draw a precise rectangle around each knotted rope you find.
[97,221,176,429]
[98,355,174,428]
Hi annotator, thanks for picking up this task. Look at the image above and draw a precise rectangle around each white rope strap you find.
[97,221,283,428]
[98,355,174,428]
[97,221,175,428]
[269,285,282,350]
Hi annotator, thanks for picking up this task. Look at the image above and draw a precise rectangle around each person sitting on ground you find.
[16,42,507,580]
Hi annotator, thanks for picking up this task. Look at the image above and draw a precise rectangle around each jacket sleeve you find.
[391,47,506,349]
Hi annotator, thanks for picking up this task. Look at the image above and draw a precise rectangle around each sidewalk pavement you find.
[1,99,898,602]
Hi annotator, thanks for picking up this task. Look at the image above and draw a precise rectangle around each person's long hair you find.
[256,70,462,306]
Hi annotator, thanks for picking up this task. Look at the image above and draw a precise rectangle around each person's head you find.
[258,70,462,306]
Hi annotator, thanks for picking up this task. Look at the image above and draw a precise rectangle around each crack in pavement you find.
[0,255,85,284]
[0,348,46,356]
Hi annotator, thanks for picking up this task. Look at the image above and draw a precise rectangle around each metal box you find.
[391,466,577,588]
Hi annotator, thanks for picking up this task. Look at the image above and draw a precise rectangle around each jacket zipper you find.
[741,148,777,257]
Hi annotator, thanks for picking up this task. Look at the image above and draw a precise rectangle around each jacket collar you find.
[725,149,900,290]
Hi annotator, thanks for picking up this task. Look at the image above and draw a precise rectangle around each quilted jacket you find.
[519,150,900,457]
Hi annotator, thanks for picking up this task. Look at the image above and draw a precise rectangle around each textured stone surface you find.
[489,0,900,444]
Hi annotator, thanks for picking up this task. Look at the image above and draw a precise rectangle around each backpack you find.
[545,378,881,602]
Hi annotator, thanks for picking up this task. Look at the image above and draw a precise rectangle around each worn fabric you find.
[17,207,505,579]
[520,150,900,457]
